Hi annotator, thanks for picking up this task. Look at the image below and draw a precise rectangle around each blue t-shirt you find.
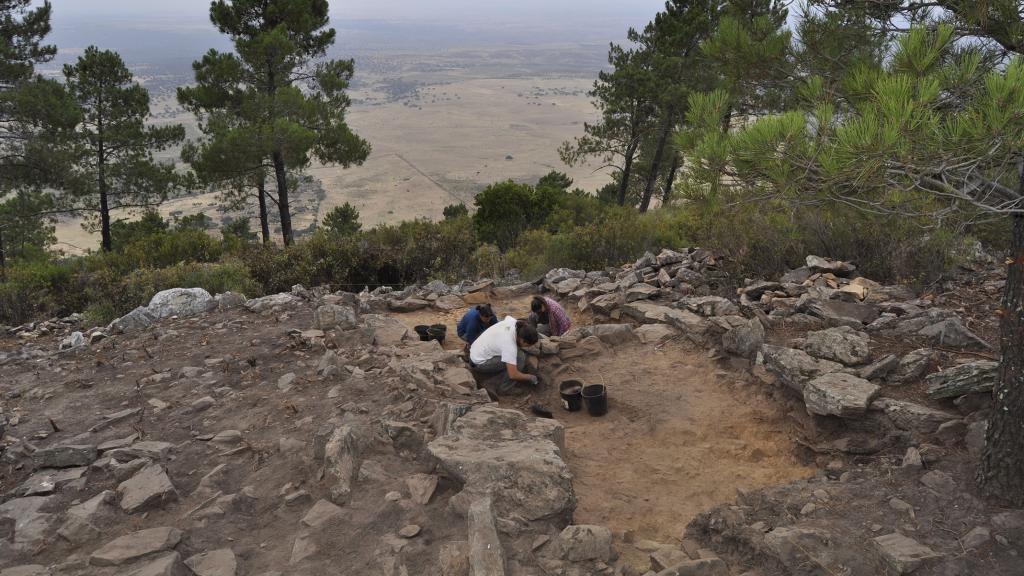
[457,307,496,345]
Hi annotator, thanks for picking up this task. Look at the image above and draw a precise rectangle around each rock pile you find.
[0,246,1014,576]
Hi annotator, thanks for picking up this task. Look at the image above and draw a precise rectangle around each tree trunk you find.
[98,142,111,252]
[0,226,6,281]
[256,170,270,244]
[662,154,681,205]
[978,213,1024,506]
[271,151,293,246]
[614,136,638,206]
[640,113,673,213]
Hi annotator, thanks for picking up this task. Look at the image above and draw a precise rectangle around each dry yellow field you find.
[53,72,609,253]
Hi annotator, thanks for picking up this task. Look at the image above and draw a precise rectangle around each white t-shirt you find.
[470,316,519,366]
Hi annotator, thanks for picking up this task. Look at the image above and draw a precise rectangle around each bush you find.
[222,217,259,247]
[0,259,84,324]
[175,212,214,230]
[118,261,259,316]
[507,206,692,277]
[443,203,469,220]
[469,243,507,279]
[110,210,168,249]
[473,181,536,250]
[673,197,969,286]
[321,203,361,236]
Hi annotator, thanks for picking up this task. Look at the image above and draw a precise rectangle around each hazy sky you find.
[52,0,665,25]
[45,0,669,66]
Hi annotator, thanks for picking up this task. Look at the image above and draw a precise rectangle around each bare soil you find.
[389,299,813,567]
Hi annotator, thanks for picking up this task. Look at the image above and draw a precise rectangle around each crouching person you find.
[469,316,539,395]
[529,296,571,337]
[457,303,498,348]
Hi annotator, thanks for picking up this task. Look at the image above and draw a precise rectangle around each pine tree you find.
[63,47,186,252]
[0,0,54,86]
[178,49,276,244]
[684,25,1024,505]
[183,0,371,246]
[560,43,656,206]
[0,0,73,187]
[632,0,725,213]
[0,189,54,277]
[0,0,78,268]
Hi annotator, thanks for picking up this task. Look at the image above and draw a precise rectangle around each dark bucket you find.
[428,324,447,344]
[559,380,584,412]
[582,384,608,417]
[414,325,431,341]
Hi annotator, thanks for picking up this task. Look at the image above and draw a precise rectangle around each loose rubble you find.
[0,249,1017,575]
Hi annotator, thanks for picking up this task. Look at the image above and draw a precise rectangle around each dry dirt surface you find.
[0,289,811,575]
[389,303,814,567]
[3,251,1023,575]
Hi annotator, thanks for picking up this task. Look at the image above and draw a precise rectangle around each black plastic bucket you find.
[559,380,584,412]
[414,325,431,341]
[582,384,608,416]
[428,324,447,344]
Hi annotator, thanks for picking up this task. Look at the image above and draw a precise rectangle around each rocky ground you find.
[1,248,1021,576]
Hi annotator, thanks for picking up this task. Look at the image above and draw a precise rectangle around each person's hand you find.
[526,375,540,386]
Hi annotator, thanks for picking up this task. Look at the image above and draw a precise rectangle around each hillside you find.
[1,248,1020,576]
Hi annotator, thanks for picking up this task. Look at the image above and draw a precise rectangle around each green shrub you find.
[473,180,536,250]
[673,197,969,286]
[110,210,168,249]
[321,203,362,236]
[443,203,469,220]
[507,206,692,277]
[121,261,259,313]
[470,243,507,279]
[0,259,83,324]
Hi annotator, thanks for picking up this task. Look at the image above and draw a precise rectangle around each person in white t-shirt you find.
[468,315,539,395]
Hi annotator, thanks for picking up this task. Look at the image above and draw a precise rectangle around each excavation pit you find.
[393,298,814,565]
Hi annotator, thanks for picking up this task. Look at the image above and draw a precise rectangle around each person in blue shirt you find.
[457,303,498,347]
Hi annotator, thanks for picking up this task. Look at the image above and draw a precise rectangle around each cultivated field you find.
[53,46,610,253]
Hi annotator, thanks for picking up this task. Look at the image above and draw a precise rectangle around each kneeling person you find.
[529,296,571,337]
[457,303,498,346]
[469,316,539,395]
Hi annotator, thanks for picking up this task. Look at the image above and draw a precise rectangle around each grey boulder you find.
[803,326,870,366]
[803,373,880,418]
[428,406,574,523]
[147,288,216,319]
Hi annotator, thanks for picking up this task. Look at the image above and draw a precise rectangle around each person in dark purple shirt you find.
[529,296,571,337]
[457,303,498,346]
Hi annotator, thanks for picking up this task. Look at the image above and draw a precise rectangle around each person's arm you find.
[457,314,469,339]
[505,362,536,382]
[465,322,482,344]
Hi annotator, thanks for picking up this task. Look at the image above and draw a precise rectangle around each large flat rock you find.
[803,326,870,366]
[0,496,56,554]
[926,361,999,399]
[31,444,97,469]
[468,497,505,576]
[804,373,880,418]
[185,548,237,576]
[873,533,943,574]
[90,526,182,566]
[761,345,842,392]
[872,399,959,434]
[117,463,178,513]
[428,406,575,523]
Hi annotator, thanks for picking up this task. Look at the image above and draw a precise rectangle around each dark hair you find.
[531,296,546,313]
[477,304,494,319]
[516,321,539,345]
